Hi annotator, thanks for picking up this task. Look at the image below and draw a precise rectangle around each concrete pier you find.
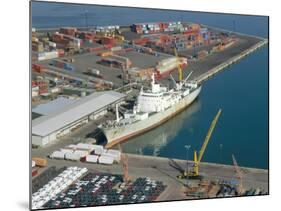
[192,39,268,84]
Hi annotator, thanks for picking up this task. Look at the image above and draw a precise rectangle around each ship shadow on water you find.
[118,98,202,156]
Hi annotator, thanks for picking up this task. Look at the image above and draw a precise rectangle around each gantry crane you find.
[174,47,183,82]
[232,154,244,195]
[177,109,222,179]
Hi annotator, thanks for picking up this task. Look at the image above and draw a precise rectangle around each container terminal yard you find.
[31,21,268,209]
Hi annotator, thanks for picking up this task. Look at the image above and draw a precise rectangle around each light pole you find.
[219,144,223,164]
[184,145,191,186]
[184,145,191,170]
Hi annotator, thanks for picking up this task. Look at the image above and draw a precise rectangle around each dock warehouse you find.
[32,91,126,147]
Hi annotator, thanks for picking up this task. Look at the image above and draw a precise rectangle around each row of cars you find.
[44,172,166,208]
[32,167,88,209]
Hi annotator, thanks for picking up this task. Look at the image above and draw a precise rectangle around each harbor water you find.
[32,2,269,169]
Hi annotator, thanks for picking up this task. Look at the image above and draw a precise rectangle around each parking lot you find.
[43,171,166,208]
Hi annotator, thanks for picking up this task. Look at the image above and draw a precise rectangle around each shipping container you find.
[97,51,113,57]
[32,168,38,177]
[32,157,48,167]
[60,148,74,154]
[92,146,104,155]
[111,46,122,51]
[32,64,42,72]
[85,155,99,163]
[65,152,80,161]
[50,151,65,159]
[98,155,114,165]
[100,37,116,45]
[74,150,89,158]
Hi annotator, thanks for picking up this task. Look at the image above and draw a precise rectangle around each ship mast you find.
[116,104,120,122]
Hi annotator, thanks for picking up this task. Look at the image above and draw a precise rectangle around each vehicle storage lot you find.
[43,172,166,208]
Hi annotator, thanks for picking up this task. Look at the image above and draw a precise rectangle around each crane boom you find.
[198,109,222,162]
[232,154,244,195]
[174,47,183,81]
[177,109,222,179]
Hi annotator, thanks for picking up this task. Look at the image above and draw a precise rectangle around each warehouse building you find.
[32,91,126,147]
[32,96,77,117]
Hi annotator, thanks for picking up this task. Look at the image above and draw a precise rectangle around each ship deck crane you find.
[174,47,183,82]
[178,109,222,179]
[232,154,244,195]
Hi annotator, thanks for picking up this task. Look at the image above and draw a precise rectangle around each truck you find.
[32,157,48,167]
[84,68,104,79]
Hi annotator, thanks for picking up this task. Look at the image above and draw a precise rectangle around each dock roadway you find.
[32,152,268,201]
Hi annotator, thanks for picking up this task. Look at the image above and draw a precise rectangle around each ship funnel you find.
[116,104,120,122]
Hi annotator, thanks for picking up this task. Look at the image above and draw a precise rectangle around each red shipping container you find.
[103,44,114,49]
[32,81,37,87]
[32,64,42,72]
[32,168,38,177]
[39,89,48,94]
[100,37,116,45]
[57,49,65,57]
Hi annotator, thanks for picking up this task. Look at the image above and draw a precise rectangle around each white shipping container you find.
[85,155,99,163]
[111,46,122,51]
[93,147,104,155]
[92,144,104,151]
[60,148,74,154]
[50,151,65,159]
[98,155,114,165]
[65,153,80,161]
[32,90,39,97]
[50,87,60,94]
[65,144,77,149]
[102,152,120,162]
[38,56,46,61]
[74,150,89,158]
[49,41,56,48]
[76,143,93,150]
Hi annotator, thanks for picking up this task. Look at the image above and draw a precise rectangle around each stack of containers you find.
[52,60,75,71]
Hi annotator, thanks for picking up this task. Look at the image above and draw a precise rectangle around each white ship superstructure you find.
[100,73,201,148]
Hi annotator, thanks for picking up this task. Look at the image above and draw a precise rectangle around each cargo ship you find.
[100,73,201,148]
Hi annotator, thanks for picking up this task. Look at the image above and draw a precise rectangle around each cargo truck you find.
[83,68,104,79]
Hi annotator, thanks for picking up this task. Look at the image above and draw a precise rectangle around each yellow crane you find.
[174,47,183,81]
[178,109,222,179]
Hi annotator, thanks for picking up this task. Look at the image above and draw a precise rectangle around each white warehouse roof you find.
[32,97,77,116]
[32,91,125,137]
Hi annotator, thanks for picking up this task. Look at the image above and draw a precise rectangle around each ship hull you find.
[103,86,201,148]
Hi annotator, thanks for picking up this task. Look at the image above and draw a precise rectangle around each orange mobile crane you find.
[232,154,244,195]
[118,144,131,183]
